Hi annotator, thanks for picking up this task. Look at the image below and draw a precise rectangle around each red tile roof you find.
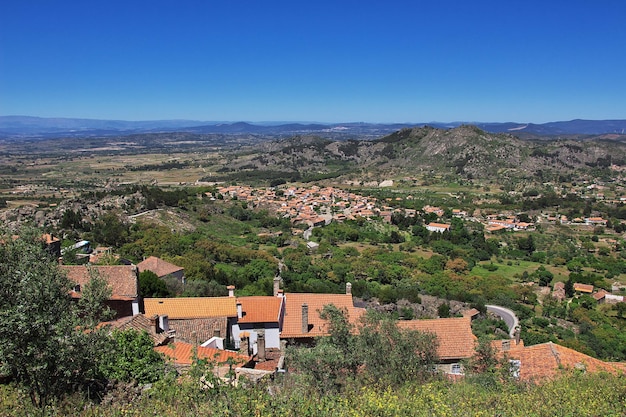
[169,317,227,345]
[237,296,283,323]
[593,289,609,301]
[137,256,184,278]
[42,233,60,244]
[573,283,594,293]
[155,342,250,366]
[280,293,365,339]
[144,297,237,319]
[397,317,476,360]
[62,265,139,300]
[98,313,170,346]
[493,340,626,382]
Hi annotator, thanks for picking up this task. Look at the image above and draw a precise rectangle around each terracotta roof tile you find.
[573,283,594,293]
[144,297,237,319]
[61,265,139,299]
[397,318,476,360]
[98,313,170,346]
[237,296,284,323]
[427,222,451,229]
[280,293,365,339]
[137,256,184,278]
[169,317,227,344]
[155,342,250,366]
[494,341,626,382]
[593,289,609,301]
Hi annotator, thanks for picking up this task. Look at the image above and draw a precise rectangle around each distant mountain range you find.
[1,115,626,139]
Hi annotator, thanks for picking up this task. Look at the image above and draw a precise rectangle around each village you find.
[57,248,626,386]
[216,183,617,235]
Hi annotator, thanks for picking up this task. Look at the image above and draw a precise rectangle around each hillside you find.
[213,125,626,182]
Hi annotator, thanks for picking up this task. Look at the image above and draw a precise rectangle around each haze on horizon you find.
[1,1,625,124]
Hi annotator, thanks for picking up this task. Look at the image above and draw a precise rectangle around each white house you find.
[426,222,451,233]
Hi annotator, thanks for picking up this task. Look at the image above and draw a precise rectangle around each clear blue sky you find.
[1,1,625,123]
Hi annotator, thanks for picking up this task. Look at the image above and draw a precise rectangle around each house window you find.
[450,363,463,375]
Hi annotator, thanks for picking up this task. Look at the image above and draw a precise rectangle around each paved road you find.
[486,304,519,338]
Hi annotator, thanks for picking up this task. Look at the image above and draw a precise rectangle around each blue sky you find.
[1,1,625,123]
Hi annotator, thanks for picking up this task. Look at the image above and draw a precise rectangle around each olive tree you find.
[0,229,108,407]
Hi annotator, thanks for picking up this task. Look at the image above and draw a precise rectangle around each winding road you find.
[486,304,519,338]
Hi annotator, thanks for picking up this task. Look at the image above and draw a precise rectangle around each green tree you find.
[288,306,438,393]
[100,329,168,384]
[0,228,108,408]
[438,302,451,318]
[77,267,116,326]
[139,270,171,297]
[287,305,358,393]
[358,313,438,386]
[92,212,130,247]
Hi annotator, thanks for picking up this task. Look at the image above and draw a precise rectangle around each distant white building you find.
[426,222,451,233]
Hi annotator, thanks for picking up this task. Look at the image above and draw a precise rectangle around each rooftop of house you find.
[155,342,251,367]
[462,308,481,318]
[237,296,284,324]
[61,265,138,300]
[397,317,476,361]
[98,313,170,346]
[492,340,626,382]
[144,297,237,319]
[593,289,609,301]
[42,233,60,244]
[426,222,451,229]
[137,256,184,277]
[280,293,366,339]
[573,283,594,293]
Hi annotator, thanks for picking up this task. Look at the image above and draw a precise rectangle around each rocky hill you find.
[220,125,626,181]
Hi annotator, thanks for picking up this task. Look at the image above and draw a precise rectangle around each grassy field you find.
[473,259,569,283]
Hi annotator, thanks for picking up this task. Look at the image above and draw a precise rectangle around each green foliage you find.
[358,313,438,386]
[139,270,171,297]
[288,306,438,393]
[287,305,359,393]
[60,208,84,230]
[437,302,451,318]
[100,329,168,384]
[140,185,192,209]
[0,228,109,408]
[4,371,626,416]
[91,212,130,247]
[77,268,115,326]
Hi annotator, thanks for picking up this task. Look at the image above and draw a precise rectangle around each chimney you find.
[502,340,510,351]
[257,332,266,361]
[158,315,169,333]
[346,282,352,295]
[240,335,249,356]
[237,302,243,319]
[149,315,159,333]
[301,303,309,334]
[227,285,235,297]
[213,329,221,338]
[273,276,281,297]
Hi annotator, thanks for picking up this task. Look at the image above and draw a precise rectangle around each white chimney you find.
[346,282,352,295]
[159,315,169,333]
[227,285,235,297]
[237,302,243,319]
